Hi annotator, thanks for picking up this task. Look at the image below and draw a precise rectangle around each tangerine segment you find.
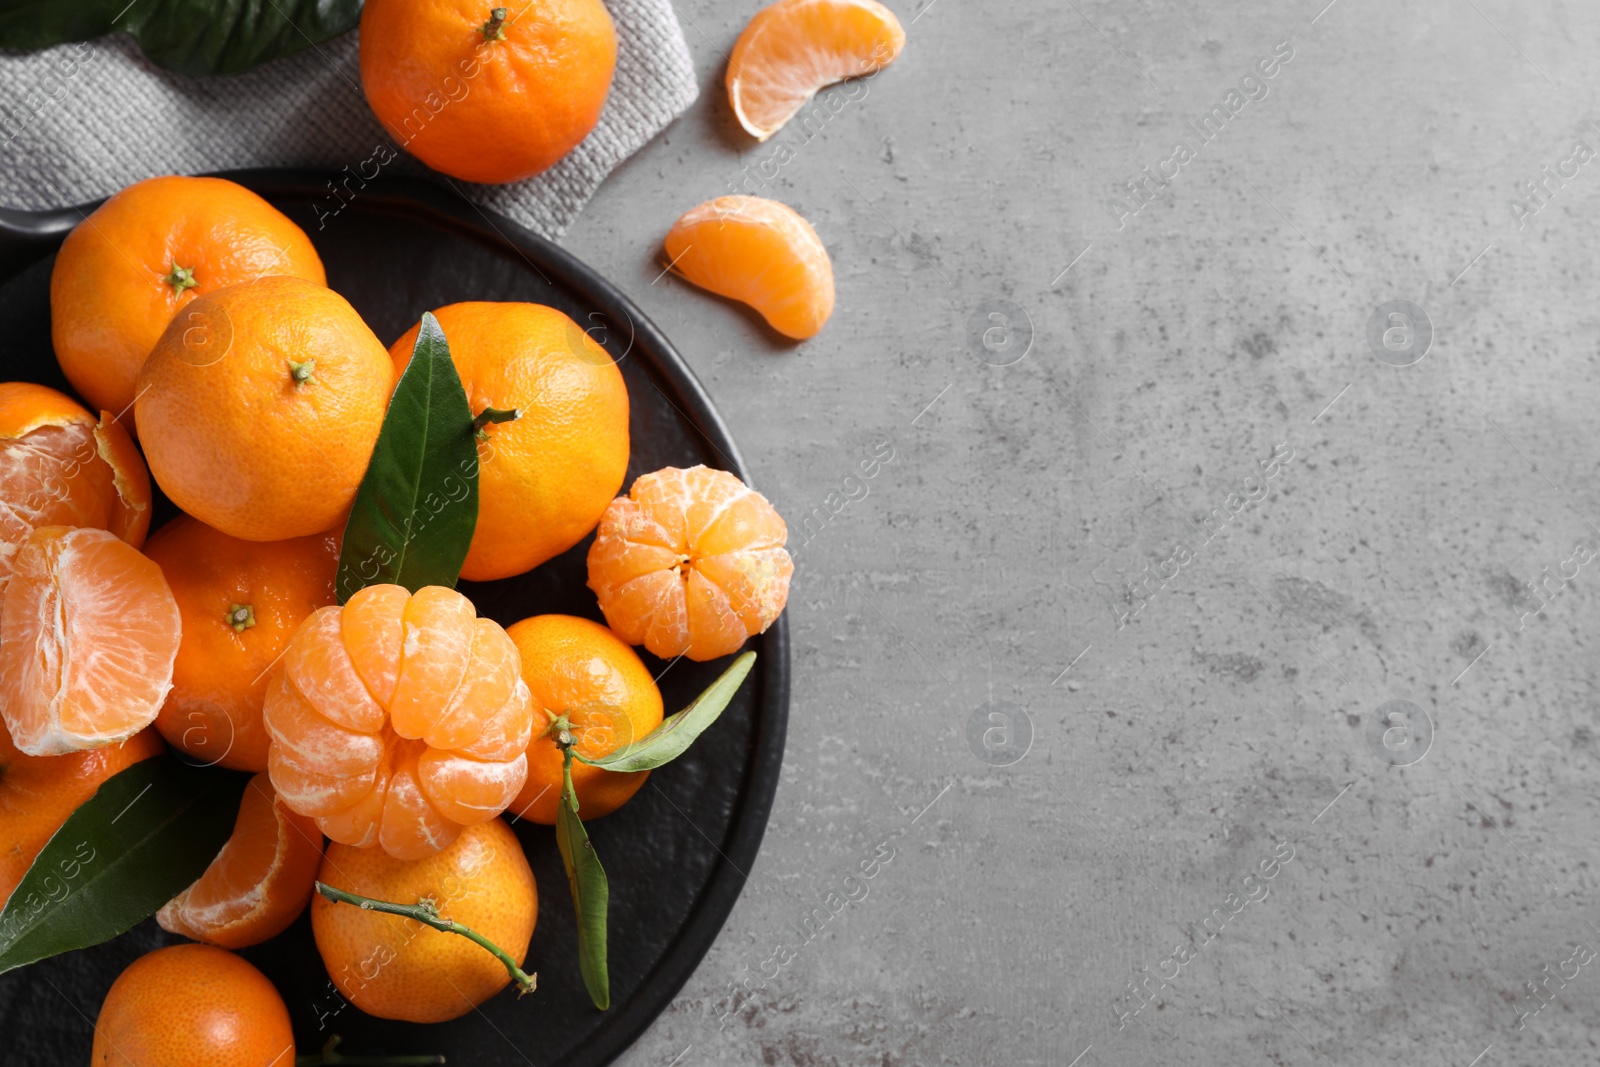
[664,196,835,340]
[0,526,181,756]
[157,773,323,950]
[90,944,295,1067]
[50,174,326,420]
[0,725,163,906]
[387,302,631,582]
[506,615,664,825]
[312,818,535,1023]
[145,516,340,772]
[265,584,533,860]
[0,382,150,592]
[727,0,906,141]
[587,466,793,662]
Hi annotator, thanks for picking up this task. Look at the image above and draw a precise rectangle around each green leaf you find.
[0,755,247,974]
[574,652,755,773]
[0,0,363,76]
[556,751,609,1010]
[337,312,479,604]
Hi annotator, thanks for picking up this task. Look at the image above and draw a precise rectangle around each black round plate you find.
[0,170,788,1066]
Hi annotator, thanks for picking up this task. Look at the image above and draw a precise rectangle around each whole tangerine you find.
[144,515,340,772]
[135,276,393,542]
[90,943,295,1066]
[359,0,617,184]
[506,614,664,824]
[311,818,535,1023]
[51,175,325,421]
[388,302,630,581]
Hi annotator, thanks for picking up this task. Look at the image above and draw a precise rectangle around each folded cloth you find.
[0,0,698,239]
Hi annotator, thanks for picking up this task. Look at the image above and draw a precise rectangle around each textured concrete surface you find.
[565,1,1600,1065]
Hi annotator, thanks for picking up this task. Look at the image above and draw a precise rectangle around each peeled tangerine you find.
[0,381,150,593]
[264,585,534,860]
[587,466,793,662]
[664,196,834,340]
[0,526,180,756]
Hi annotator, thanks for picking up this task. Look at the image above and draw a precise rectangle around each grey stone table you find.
[566,1,1600,1064]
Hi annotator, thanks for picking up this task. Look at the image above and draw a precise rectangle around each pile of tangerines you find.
[0,0,908,1061]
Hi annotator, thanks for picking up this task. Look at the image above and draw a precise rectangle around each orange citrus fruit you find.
[664,196,835,340]
[727,0,906,141]
[265,584,534,860]
[359,0,617,184]
[505,614,663,824]
[0,725,163,906]
[144,515,340,772]
[51,175,325,420]
[312,817,535,1023]
[158,773,323,949]
[0,526,181,756]
[388,302,630,581]
[588,465,793,661]
[90,943,295,1066]
[135,275,393,542]
[0,381,150,592]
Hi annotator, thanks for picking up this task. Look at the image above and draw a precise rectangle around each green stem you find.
[481,6,508,40]
[295,1034,446,1065]
[288,358,316,387]
[472,405,521,440]
[163,263,197,293]
[313,882,537,996]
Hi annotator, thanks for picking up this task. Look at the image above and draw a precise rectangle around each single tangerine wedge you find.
[664,196,835,340]
[727,0,906,141]
[0,526,181,756]
[505,615,664,824]
[587,466,793,662]
[158,772,324,949]
[264,584,534,860]
[0,381,150,593]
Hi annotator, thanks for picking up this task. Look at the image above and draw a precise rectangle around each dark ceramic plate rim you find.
[0,169,790,1067]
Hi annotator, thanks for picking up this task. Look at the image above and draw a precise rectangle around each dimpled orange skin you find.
[359,0,617,185]
[506,615,664,825]
[389,302,630,581]
[588,466,794,661]
[0,725,163,906]
[312,818,535,1023]
[90,944,295,1066]
[0,382,150,592]
[158,773,323,949]
[135,276,393,542]
[144,516,340,772]
[51,175,325,420]
[264,584,535,860]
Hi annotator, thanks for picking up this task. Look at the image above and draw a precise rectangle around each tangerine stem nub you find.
[226,603,256,632]
[482,7,508,40]
[164,264,197,293]
[472,405,521,440]
[314,881,538,997]
[288,358,316,387]
[295,1034,445,1066]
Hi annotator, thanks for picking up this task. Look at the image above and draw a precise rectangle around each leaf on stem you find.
[556,750,610,1010]
[573,652,755,773]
